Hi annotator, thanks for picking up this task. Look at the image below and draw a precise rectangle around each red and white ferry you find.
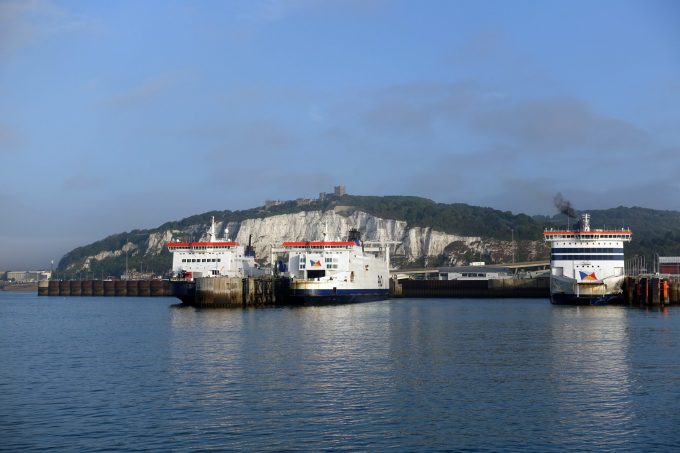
[273,229,390,304]
[544,213,632,304]
[167,217,265,280]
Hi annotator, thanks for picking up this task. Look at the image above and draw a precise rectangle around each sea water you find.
[2,292,680,451]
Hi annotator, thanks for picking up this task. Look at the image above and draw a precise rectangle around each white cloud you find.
[0,0,94,55]
[98,72,188,110]
[472,97,652,151]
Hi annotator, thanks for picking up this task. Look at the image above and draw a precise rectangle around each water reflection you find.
[166,303,398,448]
[548,306,635,449]
[160,300,680,450]
[7,294,680,451]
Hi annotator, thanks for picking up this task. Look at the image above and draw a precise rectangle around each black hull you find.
[286,294,389,305]
[551,293,623,306]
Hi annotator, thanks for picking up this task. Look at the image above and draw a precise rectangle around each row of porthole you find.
[181,258,222,263]
[557,243,623,246]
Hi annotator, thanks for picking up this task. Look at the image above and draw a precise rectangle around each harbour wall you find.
[623,276,680,306]
[38,280,172,297]
[38,277,290,308]
[179,277,291,308]
[39,275,552,305]
[397,277,550,298]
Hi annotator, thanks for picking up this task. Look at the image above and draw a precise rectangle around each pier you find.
[174,276,291,307]
[38,279,172,297]
[623,276,680,306]
[38,277,290,307]
[39,275,680,306]
[39,274,552,306]
[395,276,550,298]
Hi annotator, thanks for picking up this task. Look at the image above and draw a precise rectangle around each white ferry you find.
[166,217,265,280]
[544,213,632,304]
[274,229,390,304]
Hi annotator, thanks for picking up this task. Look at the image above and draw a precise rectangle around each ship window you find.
[217,259,221,262]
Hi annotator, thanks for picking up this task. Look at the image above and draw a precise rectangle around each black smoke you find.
[554,193,577,218]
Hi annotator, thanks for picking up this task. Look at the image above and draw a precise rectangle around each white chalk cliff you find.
[148,210,480,263]
[73,209,546,272]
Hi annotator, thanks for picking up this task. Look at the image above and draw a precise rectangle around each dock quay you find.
[623,276,680,306]
[174,277,291,307]
[37,277,290,307]
[35,274,680,307]
[396,277,550,298]
[39,274,553,305]
[38,279,172,297]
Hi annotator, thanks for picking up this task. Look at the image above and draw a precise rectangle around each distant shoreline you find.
[0,283,39,292]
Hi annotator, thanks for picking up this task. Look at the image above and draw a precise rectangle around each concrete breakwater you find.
[38,277,289,307]
[174,277,291,308]
[38,280,172,297]
[39,276,552,305]
[178,276,551,306]
[623,276,680,306]
[396,277,550,298]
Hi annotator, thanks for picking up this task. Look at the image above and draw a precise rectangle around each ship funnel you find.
[348,228,362,244]
[581,213,590,232]
[245,234,255,257]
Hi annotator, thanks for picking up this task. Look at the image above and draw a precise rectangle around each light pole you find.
[511,228,515,264]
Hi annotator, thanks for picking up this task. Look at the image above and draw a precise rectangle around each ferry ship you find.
[167,217,266,280]
[276,229,390,304]
[544,213,632,305]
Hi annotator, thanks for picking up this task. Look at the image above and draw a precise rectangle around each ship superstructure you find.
[166,217,265,280]
[273,229,390,304]
[544,213,632,304]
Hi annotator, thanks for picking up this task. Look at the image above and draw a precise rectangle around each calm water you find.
[2,293,680,451]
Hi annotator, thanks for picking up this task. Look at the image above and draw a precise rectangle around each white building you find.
[7,271,51,282]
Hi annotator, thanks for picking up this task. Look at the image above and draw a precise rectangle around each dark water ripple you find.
[2,293,680,451]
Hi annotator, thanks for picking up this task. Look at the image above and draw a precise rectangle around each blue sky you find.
[1,0,679,269]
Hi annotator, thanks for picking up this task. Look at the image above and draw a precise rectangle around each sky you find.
[1,0,679,269]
